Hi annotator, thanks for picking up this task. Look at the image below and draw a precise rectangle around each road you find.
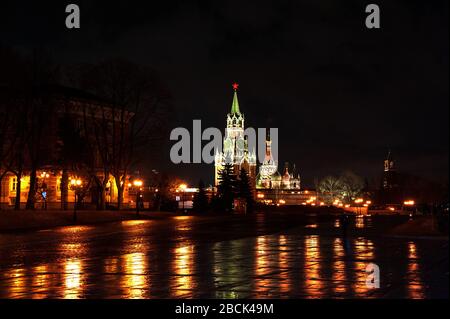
[0,212,448,298]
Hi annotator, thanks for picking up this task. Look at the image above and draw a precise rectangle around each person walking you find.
[340,213,350,251]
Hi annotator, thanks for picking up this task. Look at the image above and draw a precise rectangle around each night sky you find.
[1,1,448,187]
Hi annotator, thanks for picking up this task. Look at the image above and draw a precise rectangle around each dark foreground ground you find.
[0,211,448,299]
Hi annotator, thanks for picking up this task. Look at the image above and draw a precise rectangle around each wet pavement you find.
[0,213,448,299]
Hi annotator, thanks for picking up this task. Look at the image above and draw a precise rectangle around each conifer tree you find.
[217,163,237,212]
[193,179,209,212]
[237,168,254,213]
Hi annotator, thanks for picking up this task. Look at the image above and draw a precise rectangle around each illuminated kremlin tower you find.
[214,83,257,187]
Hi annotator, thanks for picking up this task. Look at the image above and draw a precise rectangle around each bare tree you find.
[23,51,59,209]
[75,59,171,209]
[0,47,59,210]
[57,112,94,210]
[339,170,364,204]
[6,98,29,210]
[0,93,17,207]
[318,175,343,204]
[0,46,25,209]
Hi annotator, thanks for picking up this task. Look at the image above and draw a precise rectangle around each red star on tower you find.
[232,82,239,91]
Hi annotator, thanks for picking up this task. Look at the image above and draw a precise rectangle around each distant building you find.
[282,163,301,190]
[256,156,311,206]
[376,150,447,206]
[256,130,281,189]
[255,123,300,191]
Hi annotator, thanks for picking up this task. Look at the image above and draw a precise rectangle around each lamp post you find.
[40,171,50,210]
[133,179,143,216]
[403,200,415,217]
[70,178,83,222]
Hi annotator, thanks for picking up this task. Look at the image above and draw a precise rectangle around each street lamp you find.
[133,179,143,216]
[39,171,50,210]
[403,199,416,217]
[70,178,83,222]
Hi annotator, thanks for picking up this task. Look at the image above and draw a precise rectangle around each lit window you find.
[10,177,17,191]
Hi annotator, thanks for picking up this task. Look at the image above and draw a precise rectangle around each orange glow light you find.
[133,179,143,187]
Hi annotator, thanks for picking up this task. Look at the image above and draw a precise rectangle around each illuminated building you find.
[214,83,257,188]
[256,127,300,190]
[256,130,281,189]
[214,83,306,204]
[0,86,132,209]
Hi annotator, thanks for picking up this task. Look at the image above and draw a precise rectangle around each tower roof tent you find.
[231,82,241,114]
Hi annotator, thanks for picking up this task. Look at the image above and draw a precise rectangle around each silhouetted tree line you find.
[317,171,366,205]
[316,168,448,207]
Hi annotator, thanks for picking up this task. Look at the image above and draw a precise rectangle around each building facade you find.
[0,86,132,209]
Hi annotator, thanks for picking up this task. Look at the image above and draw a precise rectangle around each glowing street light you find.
[70,178,82,186]
[404,200,415,206]
[134,179,144,216]
[133,179,143,188]
[40,171,50,179]
[178,183,188,211]
[69,178,83,222]
[39,172,50,210]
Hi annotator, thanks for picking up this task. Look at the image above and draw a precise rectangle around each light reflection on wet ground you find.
[0,214,447,298]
